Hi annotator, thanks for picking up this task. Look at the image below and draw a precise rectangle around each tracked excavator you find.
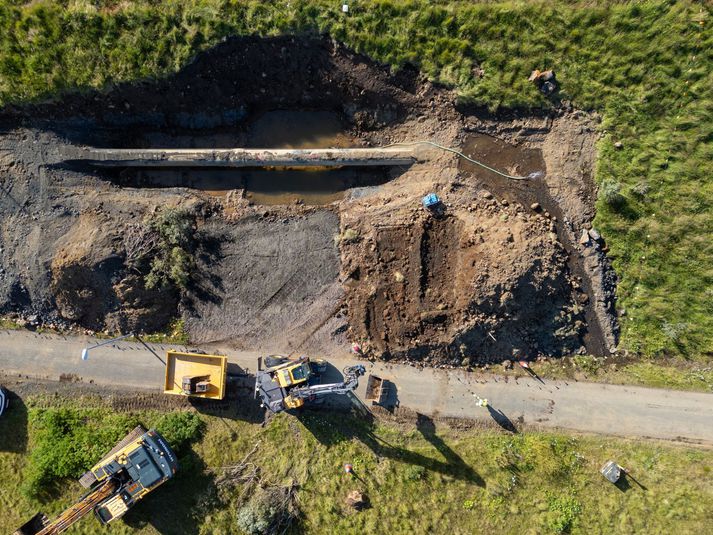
[255,355,366,413]
[15,426,177,535]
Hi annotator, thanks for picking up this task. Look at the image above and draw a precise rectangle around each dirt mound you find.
[0,35,615,361]
[49,213,179,331]
[341,188,584,363]
[50,214,121,327]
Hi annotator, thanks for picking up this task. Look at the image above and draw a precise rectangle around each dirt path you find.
[1,329,711,445]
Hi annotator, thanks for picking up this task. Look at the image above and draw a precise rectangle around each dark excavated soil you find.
[0,35,616,365]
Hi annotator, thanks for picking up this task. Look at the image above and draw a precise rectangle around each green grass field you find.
[0,0,711,359]
[1,393,712,534]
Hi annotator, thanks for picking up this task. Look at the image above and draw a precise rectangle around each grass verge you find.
[493,356,713,392]
[0,391,711,534]
[0,316,22,330]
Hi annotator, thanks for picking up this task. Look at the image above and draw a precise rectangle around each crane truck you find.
[255,355,366,413]
[15,426,177,535]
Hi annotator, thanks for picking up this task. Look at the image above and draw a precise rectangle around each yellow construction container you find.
[163,351,228,400]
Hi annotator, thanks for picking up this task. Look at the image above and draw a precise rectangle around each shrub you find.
[335,228,359,245]
[151,207,195,249]
[155,411,204,453]
[545,492,582,534]
[236,486,292,535]
[572,355,602,374]
[631,181,650,198]
[143,207,197,291]
[404,464,426,481]
[600,178,624,206]
[22,408,139,499]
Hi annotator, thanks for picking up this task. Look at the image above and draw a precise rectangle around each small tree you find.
[600,178,624,207]
[141,207,196,291]
[236,486,297,535]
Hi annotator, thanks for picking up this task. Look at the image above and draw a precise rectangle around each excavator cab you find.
[275,361,310,388]
[263,355,326,389]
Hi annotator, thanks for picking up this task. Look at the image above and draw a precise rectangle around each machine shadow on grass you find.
[186,372,265,426]
[0,389,28,453]
[123,448,219,534]
[614,470,648,493]
[297,407,484,486]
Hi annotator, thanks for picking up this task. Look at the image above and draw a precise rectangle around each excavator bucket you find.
[365,375,387,405]
[13,512,49,535]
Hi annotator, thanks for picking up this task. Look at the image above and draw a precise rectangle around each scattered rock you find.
[588,228,601,241]
[530,202,541,211]
[528,69,558,95]
[502,359,513,370]
[345,490,369,511]
[614,141,623,149]
[579,229,590,245]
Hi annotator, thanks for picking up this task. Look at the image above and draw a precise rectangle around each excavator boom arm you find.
[290,365,366,400]
[15,479,118,535]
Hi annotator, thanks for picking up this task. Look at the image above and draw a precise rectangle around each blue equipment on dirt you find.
[422,193,441,210]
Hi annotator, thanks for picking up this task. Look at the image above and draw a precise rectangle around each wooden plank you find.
[64,147,418,168]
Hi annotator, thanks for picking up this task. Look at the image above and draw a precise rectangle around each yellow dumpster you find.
[164,351,228,400]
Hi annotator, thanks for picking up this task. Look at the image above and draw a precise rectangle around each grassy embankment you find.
[498,354,713,392]
[0,1,710,359]
[0,394,711,534]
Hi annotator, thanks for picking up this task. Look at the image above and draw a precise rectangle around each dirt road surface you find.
[1,329,711,445]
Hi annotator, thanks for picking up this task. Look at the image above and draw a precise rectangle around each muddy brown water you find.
[459,133,608,356]
[247,110,354,149]
[125,166,390,206]
[117,110,388,205]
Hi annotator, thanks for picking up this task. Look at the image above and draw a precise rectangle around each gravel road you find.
[1,329,711,445]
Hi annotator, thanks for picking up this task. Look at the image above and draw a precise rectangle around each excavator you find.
[15,426,177,535]
[255,355,365,413]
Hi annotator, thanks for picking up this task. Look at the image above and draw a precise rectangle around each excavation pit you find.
[0,35,616,363]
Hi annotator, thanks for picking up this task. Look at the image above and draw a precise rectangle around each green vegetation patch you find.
[1,396,712,534]
[20,405,204,501]
[0,1,711,357]
[124,206,197,292]
[154,410,205,453]
[22,408,141,499]
[140,317,190,345]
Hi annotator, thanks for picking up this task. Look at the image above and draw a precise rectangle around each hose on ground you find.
[383,140,544,181]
